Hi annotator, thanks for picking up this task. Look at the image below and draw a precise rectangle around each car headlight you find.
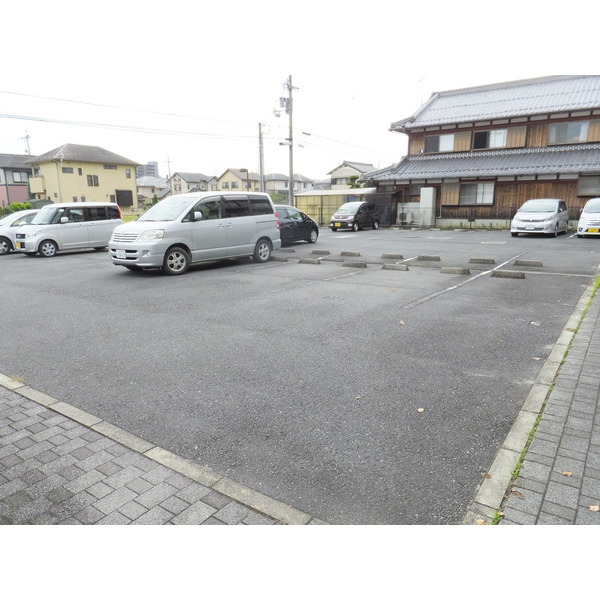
[138,229,164,241]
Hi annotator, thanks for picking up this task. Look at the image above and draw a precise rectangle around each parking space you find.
[2,228,599,523]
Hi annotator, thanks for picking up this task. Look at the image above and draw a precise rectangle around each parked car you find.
[275,205,318,245]
[330,201,379,232]
[0,209,38,255]
[510,198,569,237]
[577,197,600,238]
[109,192,281,275]
[14,202,122,257]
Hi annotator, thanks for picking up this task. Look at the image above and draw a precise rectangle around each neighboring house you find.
[265,173,314,195]
[137,176,170,207]
[0,153,33,207]
[366,75,600,227]
[169,172,216,195]
[218,169,260,192]
[329,161,375,190]
[27,144,138,209]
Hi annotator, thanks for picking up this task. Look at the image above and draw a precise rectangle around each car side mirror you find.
[60,216,68,224]
[193,211,204,221]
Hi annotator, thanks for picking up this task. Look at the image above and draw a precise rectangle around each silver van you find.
[108,192,281,275]
[15,202,123,257]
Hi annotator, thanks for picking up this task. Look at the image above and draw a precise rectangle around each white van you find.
[15,202,123,257]
[108,192,281,275]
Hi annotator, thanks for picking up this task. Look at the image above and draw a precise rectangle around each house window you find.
[62,167,74,174]
[424,133,454,153]
[12,171,29,182]
[222,182,229,189]
[548,121,589,144]
[103,164,117,170]
[78,168,83,175]
[459,182,494,205]
[87,175,99,187]
[473,129,507,149]
[232,181,239,189]
[125,169,131,179]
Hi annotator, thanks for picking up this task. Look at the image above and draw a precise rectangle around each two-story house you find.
[218,169,260,192]
[265,173,314,196]
[28,144,138,209]
[0,153,33,208]
[137,176,170,207]
[168,172,216,195]
[329,161,375,190]
[365,76,600,227]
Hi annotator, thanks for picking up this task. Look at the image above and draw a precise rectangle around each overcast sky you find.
[1,0,596,181]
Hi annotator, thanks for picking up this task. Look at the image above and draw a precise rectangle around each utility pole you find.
[22,131,31,155]
[258,123,265,192]
[286,75,294,207]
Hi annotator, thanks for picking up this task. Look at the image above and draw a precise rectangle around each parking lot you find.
[2,227,599,524]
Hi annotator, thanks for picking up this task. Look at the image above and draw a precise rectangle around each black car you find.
[329,201,379,232]
[275,205,319,246]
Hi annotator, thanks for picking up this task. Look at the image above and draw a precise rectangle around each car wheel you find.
[352,221,359,232]
[0,236,11,255]
[372,221,379,230]
[162,246,190,275]
[307,228,318,243]
[39,240,58,257]
[330,227,337,232]
[253,238,272,263]
[553,224,559,237]
[511,232,518,237]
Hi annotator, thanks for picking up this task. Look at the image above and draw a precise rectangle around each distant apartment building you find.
[136,161,160,178]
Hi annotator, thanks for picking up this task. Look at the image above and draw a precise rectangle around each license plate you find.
[589,228,599,233]
[334,222,341,227]
[116,249,126,259]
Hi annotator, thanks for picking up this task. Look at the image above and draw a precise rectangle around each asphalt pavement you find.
[2,249,600,525]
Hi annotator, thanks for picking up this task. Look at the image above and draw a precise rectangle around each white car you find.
[0,209,38,255]
[510,198,569,237]
[577,197,600,238]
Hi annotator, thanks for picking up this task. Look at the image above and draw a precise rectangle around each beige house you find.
[28,144,138,209]
[218,168,260,192]
[328,161,375,190]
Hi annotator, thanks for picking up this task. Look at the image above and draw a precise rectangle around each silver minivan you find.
[15,202,123,257]
[510,198,569,237]
[108,192,281,275]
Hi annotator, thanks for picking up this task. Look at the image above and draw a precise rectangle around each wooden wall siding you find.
[526,123,548,147]
[437,180,584,220]
[409,135,424,155]
[506,126,527,148]
[588,120,600,142]
[441,183,460,205]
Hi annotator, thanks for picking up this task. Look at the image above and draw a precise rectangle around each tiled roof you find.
[366,144,600,182]
[0,153,33,169]
[392,76,600,131]
[175,172,215,182]
[29,144,138,166]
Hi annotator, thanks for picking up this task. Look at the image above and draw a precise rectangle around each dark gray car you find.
[330,201,379,232]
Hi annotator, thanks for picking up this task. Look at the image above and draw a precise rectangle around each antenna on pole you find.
[21,131,31,155]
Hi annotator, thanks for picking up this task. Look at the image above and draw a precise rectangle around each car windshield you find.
[336,204,360,215]
[583,199,600,214]
[519,200,558,213]
[138,196,196,221]
[31,206,61,225]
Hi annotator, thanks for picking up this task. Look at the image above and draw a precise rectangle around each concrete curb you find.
[462,278,596,524]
